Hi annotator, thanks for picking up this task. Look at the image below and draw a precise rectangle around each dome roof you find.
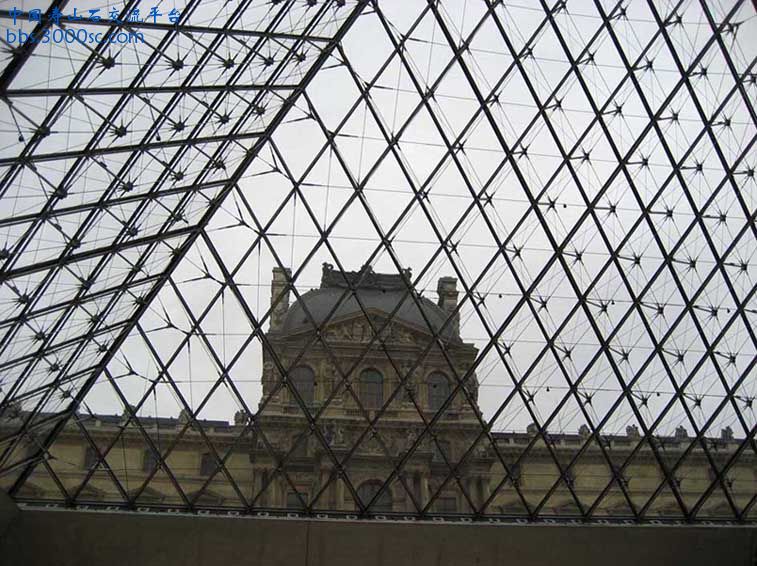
[279,264,459,341]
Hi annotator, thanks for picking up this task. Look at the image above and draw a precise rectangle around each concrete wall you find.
[0,490,19,543]
[1,503,755,566]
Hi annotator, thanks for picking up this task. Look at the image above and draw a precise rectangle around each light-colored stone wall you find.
[2,415,753,519]
[1,269,753,520]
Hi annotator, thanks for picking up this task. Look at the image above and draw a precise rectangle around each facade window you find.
[707,467,733,489]
[499,501,524,514]
[563,468,575,489]
[83,446,98,470]
[432,440,451,463]
[612,464,629,489]
[435,495,457,513]
[290,366,315,406]
[291,434,308,458]
[357,480,392,512]
[286,490,308,509]
[427,372,450,412]
[509,463,522,487]
[200,452,215,476]
[143,449,159,474]
[260,470,269,506]
[359,369,383,409]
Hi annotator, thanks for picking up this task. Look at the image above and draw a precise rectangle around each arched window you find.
[83,446,98,470]
[290,366,315,405]
[509,463,522,487]
[143,449,159,474]
[427,372,450,412]
[359,369,383,409]
[432,439,451,463]
[286,490,309,510]
[357,480,392,512]
[291,433,308,458]
[200,452,215,476]
[435,495,457,513]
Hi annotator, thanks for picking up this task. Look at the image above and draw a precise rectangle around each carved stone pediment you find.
[315,311,429,346]
[321,263,412,291]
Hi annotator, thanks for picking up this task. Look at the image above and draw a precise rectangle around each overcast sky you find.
[1,0,754,440]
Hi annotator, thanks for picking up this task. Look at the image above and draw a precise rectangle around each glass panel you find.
[359,369,383,409]
[290,366,315,406]
[358,481,392,512]
[428,372,450,412]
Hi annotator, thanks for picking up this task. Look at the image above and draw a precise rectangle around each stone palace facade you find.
[0,266,753,519]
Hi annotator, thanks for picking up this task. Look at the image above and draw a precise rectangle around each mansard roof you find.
[279,264,460,342]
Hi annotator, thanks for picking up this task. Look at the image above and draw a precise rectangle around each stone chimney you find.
[436,276,459,335]
[120,404,137,426]
[674,425,688,440]
[720,426,733,441]
[270,267,291,331]
[234,410,249,426]
[178,408,192,429]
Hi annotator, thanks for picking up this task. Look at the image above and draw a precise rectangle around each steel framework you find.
[0,0,754,523]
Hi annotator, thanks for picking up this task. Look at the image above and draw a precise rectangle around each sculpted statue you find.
[334,426,345,446]
[464,372,479,404]
[353,321,367,342]
[396,327,414,344]
[324,425,334,445]
[405,428,416,450]
[261,361,275,389]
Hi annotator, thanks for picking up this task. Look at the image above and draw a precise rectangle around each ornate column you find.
[329,473,338,508]
[407,473,420,512]
[480,475,491,505]
[336,477,345,510]
[270,473,280,507]
[420,474,430,509]
[252,468,261,505]
[467,477,478,508]
[258,469,269,506]
[317,468,329,508]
